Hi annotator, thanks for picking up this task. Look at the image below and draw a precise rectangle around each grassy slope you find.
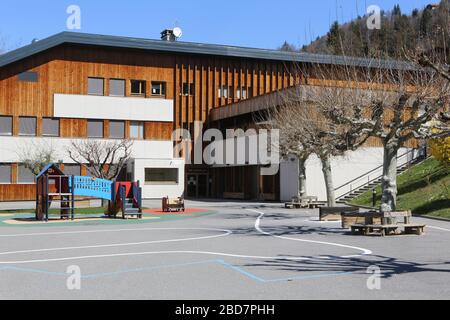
[351,158,450,219]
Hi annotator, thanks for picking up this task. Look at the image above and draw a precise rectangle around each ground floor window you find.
[18,165,35,184]
[64,164,81,176]
[0,164,11,184]
[145,168,178,185]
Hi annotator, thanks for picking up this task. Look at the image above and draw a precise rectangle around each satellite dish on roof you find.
[173,27,183,39]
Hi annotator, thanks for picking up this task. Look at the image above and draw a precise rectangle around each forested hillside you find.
[281,1,450,60]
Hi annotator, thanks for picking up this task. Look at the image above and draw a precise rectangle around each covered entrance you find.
[186,166,211,198]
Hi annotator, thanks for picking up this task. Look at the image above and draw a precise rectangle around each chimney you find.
[161,29,176,42]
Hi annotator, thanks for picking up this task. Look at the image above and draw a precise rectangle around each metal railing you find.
[335,148,425,200]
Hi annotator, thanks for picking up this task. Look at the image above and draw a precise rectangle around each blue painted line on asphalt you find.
[0,260,355,283]
[262,271,355,283]
[81,259,221,279]
[0,266,68,277]
[216,260,266,283]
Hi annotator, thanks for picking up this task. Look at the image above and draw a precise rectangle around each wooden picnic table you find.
[349,210,425,236]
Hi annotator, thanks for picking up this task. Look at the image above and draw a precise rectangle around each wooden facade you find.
[0,38,419,202]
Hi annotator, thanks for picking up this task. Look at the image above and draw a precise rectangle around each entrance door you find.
[187,175,197,198]
[186,174,209,198]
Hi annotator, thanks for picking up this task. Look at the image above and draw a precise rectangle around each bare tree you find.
[67,139,133,181]
[17,143,57,175]
[315,60,450,212]
[261,93,314,198]
[262,85,372,206]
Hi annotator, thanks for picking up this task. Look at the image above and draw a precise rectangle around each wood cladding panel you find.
[0,184,35,201]
[60,119,87,138]
[0,45,175,120]
[144,122,173,140]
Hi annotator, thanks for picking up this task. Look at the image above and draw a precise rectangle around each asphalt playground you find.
[0,200,449,300]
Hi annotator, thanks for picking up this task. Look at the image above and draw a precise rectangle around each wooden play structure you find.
[35,163,143,222]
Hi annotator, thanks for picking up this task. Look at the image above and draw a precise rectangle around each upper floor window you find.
[151,82,166,97]
[0,116,12,136]
[109,79,125,97]
[88,77,104,96]
[182,83,194,96]
[236,88,248,99]
[87,120,104,138]
[109,121,125,139]
[131,80,146,97]
[218,86,228,98]
[129,121,144,140]
[18,71,38,82]
[42,118,60,137]
[19,117,37,136]
[0,164,11,184]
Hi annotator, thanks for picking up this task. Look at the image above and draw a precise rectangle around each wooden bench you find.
[404,224,426,235]
[351,223,426,236]
[285,196,320,209]
[351,224,400,236]
[162,197,185,212]
[320,206,359,222]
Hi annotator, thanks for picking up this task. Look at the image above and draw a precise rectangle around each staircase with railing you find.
[335,147,428,204]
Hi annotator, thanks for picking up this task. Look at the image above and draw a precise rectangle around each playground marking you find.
[0,227,233,260]
[428,226,450,232]
[0,209,372,265]
[2,216,160,225]
[248,209,373,257]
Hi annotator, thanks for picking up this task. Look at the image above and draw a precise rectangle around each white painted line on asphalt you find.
[0,227,229,238]
[0,250,316,265]
[248,209,373,257]
[428,226,450,232]
[0,228,232,257]
[0,209,373,265]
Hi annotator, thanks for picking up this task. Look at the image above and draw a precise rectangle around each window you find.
[87,120,104,138]
[109,121,125,139]
[18,165,35,184]
[131,80,146,97]
[18,71,38,82]
[236,88,247,99]
[182,83,194,96]
[64,164,81,176]
[0,164,11,184]
[42,118,59,137]
[19,117,36,136]
[88,77,104,96]
[228,86,234,99]
[145,168,179,185]
[129,121,144,139]
[0,116,12,136]
[218,86,228,98]
[151,82,166,96]
[109,79,125,97]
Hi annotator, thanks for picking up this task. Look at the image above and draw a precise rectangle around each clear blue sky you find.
[0,0,433,51]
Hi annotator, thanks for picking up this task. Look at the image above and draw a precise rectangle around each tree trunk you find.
[298,157,307,197]
[381,141,399,213]
[321,154,336,207]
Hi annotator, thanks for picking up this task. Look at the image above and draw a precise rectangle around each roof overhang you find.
[0,31,415,70]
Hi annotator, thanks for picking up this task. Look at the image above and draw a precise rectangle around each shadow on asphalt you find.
[242,255,450,279]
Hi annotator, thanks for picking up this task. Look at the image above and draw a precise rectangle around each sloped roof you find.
[36,163,64,179]
[0,31,414,70]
